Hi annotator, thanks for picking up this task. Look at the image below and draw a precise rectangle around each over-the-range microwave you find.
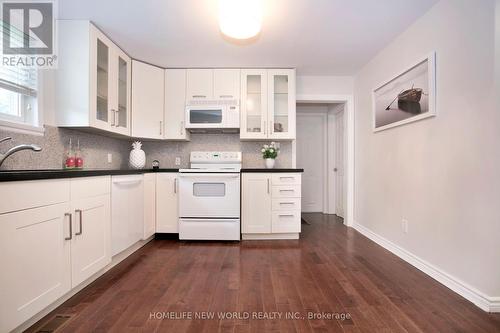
[185,100,240,132]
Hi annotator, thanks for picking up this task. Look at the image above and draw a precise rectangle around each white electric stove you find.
[178,152,241,240]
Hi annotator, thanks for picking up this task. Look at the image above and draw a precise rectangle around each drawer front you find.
[272,198,301,211]
[0,179,70,215]
[71,176,111,201]
[272,211,301,233]
[272,173,301,186]
[272,185,301,198]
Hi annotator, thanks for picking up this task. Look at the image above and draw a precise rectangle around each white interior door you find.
[335,111,345,218]
[296,113,325,212]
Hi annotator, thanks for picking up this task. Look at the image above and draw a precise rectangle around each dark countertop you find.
[0,168,304,182]
[240,168,304,173]
[0,168,179,182]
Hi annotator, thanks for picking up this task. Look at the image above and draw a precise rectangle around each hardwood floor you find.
[28,213,500,333]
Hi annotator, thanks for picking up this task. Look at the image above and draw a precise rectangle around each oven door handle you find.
[179,174,240,179]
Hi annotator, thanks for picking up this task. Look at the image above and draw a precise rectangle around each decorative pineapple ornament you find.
[129,141,146,169]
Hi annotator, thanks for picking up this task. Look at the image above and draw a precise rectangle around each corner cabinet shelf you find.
[240,69,296,141]
[56,21,131,137]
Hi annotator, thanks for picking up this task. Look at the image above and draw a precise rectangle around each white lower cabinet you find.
[0,176,112,332]
[71,194,111,286]
[242,173,302,239]
[156,173,179,233]
[0,203,72,333]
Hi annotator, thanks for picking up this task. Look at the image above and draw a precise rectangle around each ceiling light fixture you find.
[218,0,263,40]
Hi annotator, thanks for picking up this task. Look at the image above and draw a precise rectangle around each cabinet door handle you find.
[192,95,206,98]
[110,110,116,126]
[220,95,233,98]
[270,121,274,135]
[174,178,178,193]
[280,176,295,180]
[263,121,267,135]
[279,214,295,218]
[160,121,163,136]
[75,209,83,236]
[115,110,119,127]
[64,213,72,240]
[280,189,294,192]
[267,178,270,194]
[180,121,184,135]
[280,202,295,205]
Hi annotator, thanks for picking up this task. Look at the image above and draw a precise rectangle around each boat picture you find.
[373,53,436,131]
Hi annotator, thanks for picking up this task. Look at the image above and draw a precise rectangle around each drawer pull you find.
[279,177,295,180]
[280,189,294,192]
[280,202,295,205]
[279,214,295,217]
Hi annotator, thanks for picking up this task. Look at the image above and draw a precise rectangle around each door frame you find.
[296,112,328,213]
[293,94,355,228]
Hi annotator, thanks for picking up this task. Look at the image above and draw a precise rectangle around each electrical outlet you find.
[402,219,409,234]
[107,153,113,164]
[175,157,181,166]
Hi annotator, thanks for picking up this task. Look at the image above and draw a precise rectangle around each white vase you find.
[265,158,275,169]
[129,141,146,169]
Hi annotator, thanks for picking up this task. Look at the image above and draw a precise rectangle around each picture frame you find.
[372,52,436,132]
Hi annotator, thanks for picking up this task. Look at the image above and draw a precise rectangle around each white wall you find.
[297,76,353,96]
[354,0,500,304]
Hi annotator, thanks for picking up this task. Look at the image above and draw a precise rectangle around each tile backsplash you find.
[0,126,292,170]
[141,134,292,169]
[0,126,130,170]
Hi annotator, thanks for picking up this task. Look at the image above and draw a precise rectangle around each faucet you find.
[0,137,42,168]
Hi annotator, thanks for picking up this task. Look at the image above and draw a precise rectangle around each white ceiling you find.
[59,0,438,75]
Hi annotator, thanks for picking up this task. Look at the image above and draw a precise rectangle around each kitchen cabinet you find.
[186,69,241,101]
[143,173,156,239]
[186,69,213,100]
[156,173,179,233]
[0,176,111,332]
[131,60,165,139]
[111,175,144,256]
[242,173,302,239]
[240,69,296,140]
[56,21,131,136]
[214,69,241,100]
[0,203,72,333]
[71,194,111,286]
[164,69,190,140]
[241,173,272,233]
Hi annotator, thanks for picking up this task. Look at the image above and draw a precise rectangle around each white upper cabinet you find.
[131,60,165,139]
[186,69,241,101]
[240,69,268,139]
[214,69,241,100]
[268,69,296,140]
[186,69,213,100]
[164,69,190,140]
[240,69,296,140]
[56,21,131,136]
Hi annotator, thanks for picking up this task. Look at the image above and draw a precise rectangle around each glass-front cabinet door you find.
[112,49,131,135]
[240,69,268,139]
[94,37,110,129]
[268,69,296,140]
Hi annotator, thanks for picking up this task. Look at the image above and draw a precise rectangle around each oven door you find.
[178,173,240,218]
[185,106,225,128]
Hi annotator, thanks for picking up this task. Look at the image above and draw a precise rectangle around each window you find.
[0,66,39,129]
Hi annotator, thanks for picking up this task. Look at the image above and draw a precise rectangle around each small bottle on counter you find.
[64,138,75,169]
[75,139,84,169]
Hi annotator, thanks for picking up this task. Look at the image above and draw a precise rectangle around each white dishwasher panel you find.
[111,175,144,256]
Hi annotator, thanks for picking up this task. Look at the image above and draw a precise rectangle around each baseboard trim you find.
[352,222,499,313]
